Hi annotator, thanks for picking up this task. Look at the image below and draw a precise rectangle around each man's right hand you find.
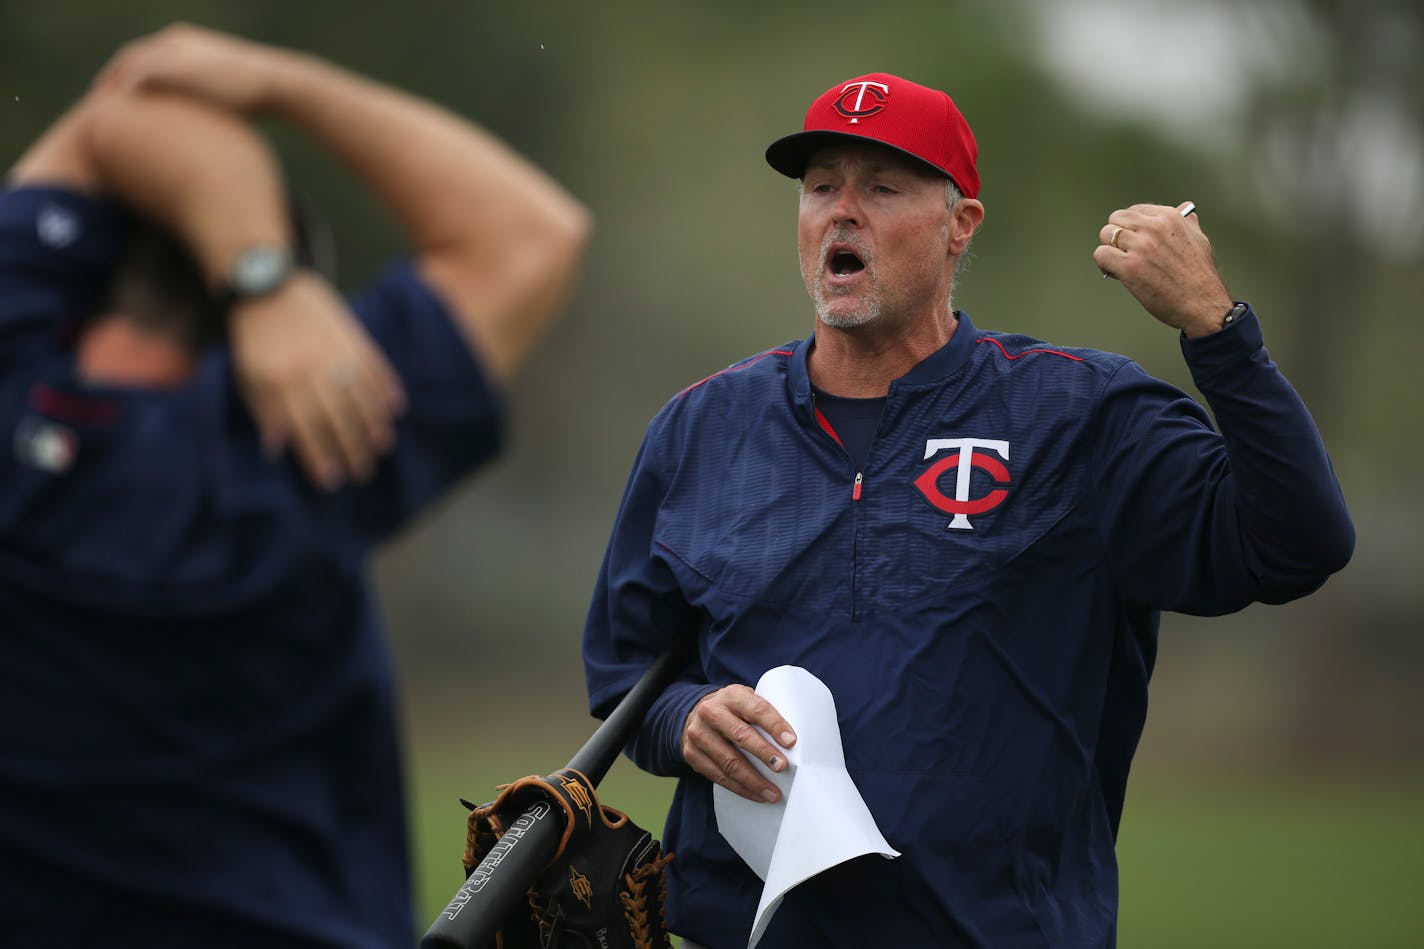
[229,272,405,491]
[683,685,797,804]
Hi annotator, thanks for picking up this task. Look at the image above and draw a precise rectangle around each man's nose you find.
[831,189,862,227]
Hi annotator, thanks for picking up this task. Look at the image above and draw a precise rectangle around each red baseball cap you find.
[765,73,980,198]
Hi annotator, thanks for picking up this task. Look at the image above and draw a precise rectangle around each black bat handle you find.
[566,635,695,784]
[419,635,695,949]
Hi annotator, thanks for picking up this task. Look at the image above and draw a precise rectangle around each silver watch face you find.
[230,247,294,298]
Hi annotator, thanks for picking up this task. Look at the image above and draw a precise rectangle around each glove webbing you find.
[618,847,674,949]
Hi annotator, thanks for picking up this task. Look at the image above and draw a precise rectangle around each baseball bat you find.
[419,634,695,949]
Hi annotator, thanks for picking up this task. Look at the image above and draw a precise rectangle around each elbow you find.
[1318,511,1356,577]
[418,191,591,384]
[559,196,594,251]
[1305,496,1357,579]
[536,194,593,286]
[510,196,592,318]
[1254,511,1356,605]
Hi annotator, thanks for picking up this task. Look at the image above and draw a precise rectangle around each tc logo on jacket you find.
[914,437,1011,530]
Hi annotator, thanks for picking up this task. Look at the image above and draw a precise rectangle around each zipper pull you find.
[852,471,863,501]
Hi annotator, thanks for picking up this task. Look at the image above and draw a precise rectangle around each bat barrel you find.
[419,799,561,949]
[419,633,695,949]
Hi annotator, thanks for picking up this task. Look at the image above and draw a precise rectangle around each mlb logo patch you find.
[14,416,78,473]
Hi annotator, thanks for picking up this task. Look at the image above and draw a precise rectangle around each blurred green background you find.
[5,0,1421,944]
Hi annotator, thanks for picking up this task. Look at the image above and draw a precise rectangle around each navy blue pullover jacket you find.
[0,186,503,948]
[583,310,1353,948]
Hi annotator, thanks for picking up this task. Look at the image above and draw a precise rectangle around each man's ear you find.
[949,198,984,257]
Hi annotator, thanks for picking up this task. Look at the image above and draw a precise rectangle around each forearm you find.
[8,103,101,191]
[1183,309,1355,596]
[79,91,288,289]
[261,54,584,259]
[89,23,588,382]
[1096,313,1353,612]
[255,52,590,380]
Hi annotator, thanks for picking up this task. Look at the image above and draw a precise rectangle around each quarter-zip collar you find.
[787,310,982,426]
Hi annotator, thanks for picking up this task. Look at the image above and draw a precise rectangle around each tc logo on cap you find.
[765,72,981,197]
[832,80,889,124]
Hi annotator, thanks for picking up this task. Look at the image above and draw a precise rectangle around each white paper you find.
[713,665,900,948]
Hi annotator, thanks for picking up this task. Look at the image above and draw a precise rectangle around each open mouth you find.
[829,250,866,277]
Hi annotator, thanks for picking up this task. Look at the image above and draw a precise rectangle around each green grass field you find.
[1115,778,1424,947]
[408,741,1424,947]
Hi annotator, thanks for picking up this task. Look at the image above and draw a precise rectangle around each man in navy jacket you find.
[583,73,1353,948]
[0,24,588,947]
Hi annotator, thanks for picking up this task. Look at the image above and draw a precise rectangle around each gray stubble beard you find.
[813,277,883,329]
[810,232,882,329]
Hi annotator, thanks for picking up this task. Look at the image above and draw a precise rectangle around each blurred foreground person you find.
[0,24,588,947]
[583,72,1353,947]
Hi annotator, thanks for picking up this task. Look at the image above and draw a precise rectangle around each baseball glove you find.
[462,768,674,949]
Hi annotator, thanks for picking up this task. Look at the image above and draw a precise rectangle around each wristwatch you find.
[219,246,295,311]
[1223,301,1247,327]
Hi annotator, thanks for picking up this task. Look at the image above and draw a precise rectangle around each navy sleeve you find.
[332,262,504,544]
[0,186,128,370]
[627,680,720,777]
[1090,306,1354,614]
[582,418,709,777]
